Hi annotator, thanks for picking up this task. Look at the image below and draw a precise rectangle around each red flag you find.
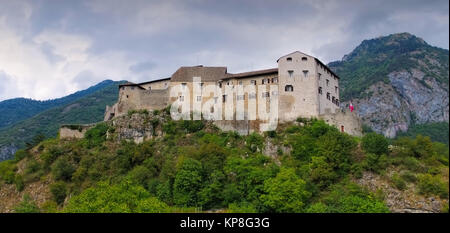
[349,102,354,112]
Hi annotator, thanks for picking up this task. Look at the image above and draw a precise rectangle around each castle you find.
[103,51,362,136]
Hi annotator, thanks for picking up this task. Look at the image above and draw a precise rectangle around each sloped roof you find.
[170,66,228,82]
[224,68,278,79]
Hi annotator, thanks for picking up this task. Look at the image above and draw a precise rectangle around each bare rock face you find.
[355,171,447,213]
[348,69,449,138]
[0,144,17,161]
[111,112,165,144]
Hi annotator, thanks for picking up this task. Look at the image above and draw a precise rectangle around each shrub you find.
[245,133,264,153]
[84,122,109,148]
[25,159,41,175]
[0,160,16,184]
[50,181,67,205]
[51,157,75,181]
[14,194,40,213]
[181,120,205,133]
[391,173,406,190]
[305,202,328,213]
[364,153,388,173]
[14,150,30,162]
[361,133,389,155]
[402,156,424,172]
[417,174,448,198]
[290,134,316,161]
[127,166,152,188]
[400,171,417,183]
[64,180,169,213]
[228,202,258,213]
[15,175,25,192]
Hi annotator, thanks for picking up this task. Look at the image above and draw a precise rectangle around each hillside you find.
[329,33,449,138]
[0,80,115,130]
[0,81,123,161]
[0,111,447,213]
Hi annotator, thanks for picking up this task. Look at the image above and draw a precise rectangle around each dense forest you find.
[0,110,448,213]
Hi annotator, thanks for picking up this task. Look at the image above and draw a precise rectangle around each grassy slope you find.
[0,113,448,213]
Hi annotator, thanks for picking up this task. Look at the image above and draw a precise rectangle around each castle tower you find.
[277,51,320,122]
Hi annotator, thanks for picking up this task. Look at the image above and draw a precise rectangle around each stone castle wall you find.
[319,108,363,137]
[59,124,96,139]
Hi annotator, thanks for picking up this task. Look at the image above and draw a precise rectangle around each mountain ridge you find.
[0,80,123,161]
[329,32,449,138]
[0,80,115,130]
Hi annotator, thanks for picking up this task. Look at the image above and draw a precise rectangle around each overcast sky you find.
[0,0,448,101]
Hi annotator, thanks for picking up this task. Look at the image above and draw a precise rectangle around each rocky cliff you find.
[329,33,449,138]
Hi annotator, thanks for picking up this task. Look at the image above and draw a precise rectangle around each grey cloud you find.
[129,61,156,73]
[0,0,448,100]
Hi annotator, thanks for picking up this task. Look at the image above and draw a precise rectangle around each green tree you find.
[64,180,169,213]
[362,132,389,155]
[173,158,203,207]
[50,181,67,205]
[260,168,311,213]
[308,156,337,189]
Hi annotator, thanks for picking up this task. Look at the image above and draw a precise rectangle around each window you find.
[227,81,231,85]
[262,79,265,84]
[272,77,278,83]
[197,96,202,102]
[326,79,329,86]
[301,57,307,61]
[262,92,270,97]
[285,85,294,92]
[222,95,227,102]
[303,70,308,77]
[288,70,294,78]
[341,125,344,133]
[335,99,339,106]
[181,83,187,89]
[318,87,322,94]
[251,80,257,85]
[318,73,321,80]
[267,78,270,84]
[326,92,330,100]
[335,86,338,93]
[332,96,335,103]
[237,95,245,101]
[148,86,152,90]
[179,96,184,102]
[249,93,256,99]
[218,82,222,88]
[287,57,292,62]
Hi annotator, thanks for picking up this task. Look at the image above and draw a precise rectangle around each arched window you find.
[285,85,294,92]
[301,57,308,61]
[287,57,292,62]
